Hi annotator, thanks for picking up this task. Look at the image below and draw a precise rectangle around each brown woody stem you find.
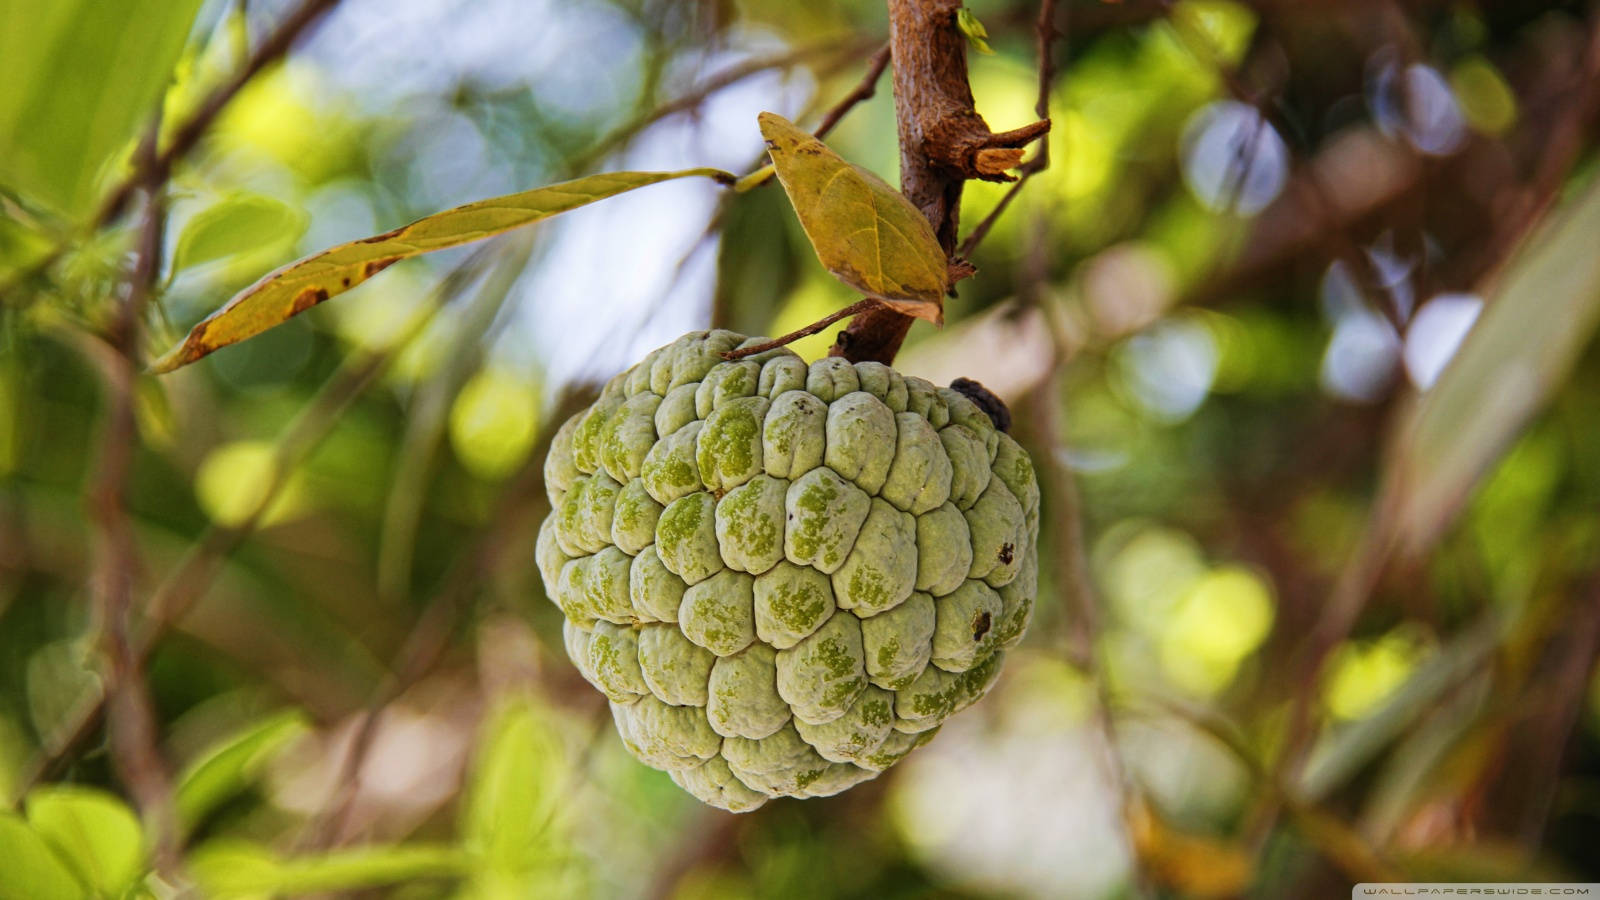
[830,0,1050,365]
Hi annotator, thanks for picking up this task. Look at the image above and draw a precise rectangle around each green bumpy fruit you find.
[538,331,1039,811]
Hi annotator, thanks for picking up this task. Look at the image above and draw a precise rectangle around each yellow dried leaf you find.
[758,112,947,324]
[1129,798,1255,898]
[149,168,735,373]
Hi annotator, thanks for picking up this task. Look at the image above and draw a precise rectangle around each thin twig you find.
[1031,389,1151,894]
[1026,317,1149,895]
[955,0,1059,260]
[576,36,881,172]
[954,168,1028,260]
[1006,6,1139,872]
[721,299,879,359]
[814,43,893,138]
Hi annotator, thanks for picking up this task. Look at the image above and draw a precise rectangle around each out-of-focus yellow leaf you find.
[758,112,947,324]
[1323,629,1429,721]
[1385,174,1600,554]
[1128,798,1254,898]
[150,168,736,373]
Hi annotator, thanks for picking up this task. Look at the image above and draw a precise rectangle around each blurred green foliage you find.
[3,0,1600,897]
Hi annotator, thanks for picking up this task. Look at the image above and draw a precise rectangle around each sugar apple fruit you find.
[537,330,1039,812]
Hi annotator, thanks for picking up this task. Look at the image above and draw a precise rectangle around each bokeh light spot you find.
[450,368,541,480]
[1180,101,1288,216]
[1325,629,1429,720]
[1450,56,1517,135]
[195,440,305,528]
[1403,293,1481,389]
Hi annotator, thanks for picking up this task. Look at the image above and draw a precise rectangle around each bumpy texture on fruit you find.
[538,331,1039,811]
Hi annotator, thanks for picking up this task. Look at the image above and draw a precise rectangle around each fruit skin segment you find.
[539,331,1039,811]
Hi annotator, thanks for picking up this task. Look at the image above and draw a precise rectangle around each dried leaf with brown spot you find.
[149,168,736,373]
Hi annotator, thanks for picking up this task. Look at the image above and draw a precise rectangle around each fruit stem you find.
[722,299,881,360]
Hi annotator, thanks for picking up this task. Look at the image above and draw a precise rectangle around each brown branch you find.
[86,120,182,875]
[297,591,464,850]
[831,0,1050,365]
[1025,365,1150,894]
[11,250,499,805]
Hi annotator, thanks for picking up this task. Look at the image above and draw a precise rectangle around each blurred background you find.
[3,0,1600,896]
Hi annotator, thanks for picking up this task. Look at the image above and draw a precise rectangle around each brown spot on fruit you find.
[998,542,1014,565]
[972,611,991,641]
[291,287,329,315]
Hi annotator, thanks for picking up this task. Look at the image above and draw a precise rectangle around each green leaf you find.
[25,640,101,747]
[757,112,948,324]
[956,8,996,55]
[1385,173,1600,554]
[464,698,567,883]
[173,193,309,273]
[23,787,143,899]
[187,840,467,897]
[175,709,310,838]
[0,0,205,220]
[0,812,86,900]
[150,167,736,374]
